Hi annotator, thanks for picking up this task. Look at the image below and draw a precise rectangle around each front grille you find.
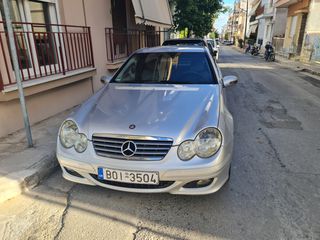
[90,174,174,189]
[92,135,173,161]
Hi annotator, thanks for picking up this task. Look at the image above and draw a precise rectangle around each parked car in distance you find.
[207,38,219,60]
[163,38,218,60]
[223,40,233,45]
[57,46,238,195]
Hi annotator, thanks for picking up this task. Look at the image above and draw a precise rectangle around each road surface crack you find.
[53,185,75,240]
[260,129,286,168]
[132,221,146,240]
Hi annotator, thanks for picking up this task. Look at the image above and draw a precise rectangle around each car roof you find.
[162,38,207,46]
[135,46,207,54]
[163,38,205,42]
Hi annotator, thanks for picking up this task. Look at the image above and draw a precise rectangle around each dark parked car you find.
[162,38,218,60]
[162,38,207,47]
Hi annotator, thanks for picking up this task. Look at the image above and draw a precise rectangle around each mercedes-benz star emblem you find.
[129,124,136,129]
[121,141,137,157]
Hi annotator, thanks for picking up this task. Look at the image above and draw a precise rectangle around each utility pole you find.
[3,0,33,147]
[243,0,249,47]
[230,0,236,43]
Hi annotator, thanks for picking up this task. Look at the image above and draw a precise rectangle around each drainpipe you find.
[3,0,33,147]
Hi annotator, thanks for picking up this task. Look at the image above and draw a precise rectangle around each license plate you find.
[97,167,159,185]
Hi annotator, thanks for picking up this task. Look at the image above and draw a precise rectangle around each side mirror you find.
[101,75,112,84]
[223,75,238,87]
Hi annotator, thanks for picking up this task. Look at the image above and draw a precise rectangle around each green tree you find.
[209,30,219,39]
[170,0,225,37]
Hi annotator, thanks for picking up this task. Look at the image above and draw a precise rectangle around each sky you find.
[215,0,234,33]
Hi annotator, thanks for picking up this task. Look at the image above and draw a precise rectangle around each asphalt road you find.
[1,46,319,240]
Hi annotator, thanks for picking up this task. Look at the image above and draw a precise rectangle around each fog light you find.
[183,178,214,188]
[197,179,212,186]
[64,167,83,178]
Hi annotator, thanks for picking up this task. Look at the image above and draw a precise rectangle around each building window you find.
[0,0,59,76]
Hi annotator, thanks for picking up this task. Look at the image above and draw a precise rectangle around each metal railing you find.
[0,21,94,90]
[105,28,169,63]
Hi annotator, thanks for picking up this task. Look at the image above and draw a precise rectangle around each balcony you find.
[105,28,168,65]
[275,0,299,8]
[0,21,94,91]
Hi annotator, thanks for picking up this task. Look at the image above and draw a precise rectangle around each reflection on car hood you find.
[79,83,220,144]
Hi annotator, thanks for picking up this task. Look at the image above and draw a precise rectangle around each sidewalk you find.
[0,109,71,204]
[231,45,320,76]
[275,55,320,76]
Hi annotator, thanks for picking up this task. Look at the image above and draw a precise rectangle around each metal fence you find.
[0,21,94,90]
[105,28,169,63]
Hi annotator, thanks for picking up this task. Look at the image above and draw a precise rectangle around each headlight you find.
[177,140,196,161]
[194,128,222,158]
[59,120,88,153]
[74,133,88,153]
[177,128,222,160]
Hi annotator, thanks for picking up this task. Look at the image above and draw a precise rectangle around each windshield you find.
[112,52,217,84]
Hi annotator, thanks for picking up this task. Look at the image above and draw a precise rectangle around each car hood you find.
[77,83,220,145]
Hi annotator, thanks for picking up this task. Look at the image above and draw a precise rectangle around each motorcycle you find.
[250,45,260,56]
[264,47,275,61]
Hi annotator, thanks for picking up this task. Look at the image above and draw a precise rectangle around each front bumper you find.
[56,142,232,195]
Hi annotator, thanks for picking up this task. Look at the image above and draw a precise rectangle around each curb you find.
[0,151,58,204]
[298,68,320,77]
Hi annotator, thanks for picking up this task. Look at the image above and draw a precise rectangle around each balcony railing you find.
[0,21,94,91]
[105,28,169,63]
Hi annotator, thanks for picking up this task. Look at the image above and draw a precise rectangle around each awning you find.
[131,0,173,28]
[249,0,261,16]
[246,24,258,37]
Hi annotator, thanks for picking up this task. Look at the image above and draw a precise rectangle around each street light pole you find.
[3,0,33,147]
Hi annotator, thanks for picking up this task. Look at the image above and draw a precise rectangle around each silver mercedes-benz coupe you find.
[56,46,238,195]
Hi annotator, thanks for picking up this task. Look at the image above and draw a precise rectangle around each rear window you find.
[112,52,217,84]
[207,40,217,48]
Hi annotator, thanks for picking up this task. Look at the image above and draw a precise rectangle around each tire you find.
[226,163,232,182]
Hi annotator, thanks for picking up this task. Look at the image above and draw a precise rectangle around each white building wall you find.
[263,17,273,43]
[257,18,265,45]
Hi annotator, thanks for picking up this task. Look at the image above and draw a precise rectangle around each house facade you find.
[0,0,172,137]
[275,0,320,62]
[247,0,263,43]
[275,0,310,58]
[246,0,286,47]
